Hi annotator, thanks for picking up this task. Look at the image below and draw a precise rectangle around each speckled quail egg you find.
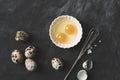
[15,31,29,41]
[25,46,36,58]
[77,70,87,80]
[82,59,93,70]
[11,49,23,64]
[25,58,37,71]
[51,58,63,70]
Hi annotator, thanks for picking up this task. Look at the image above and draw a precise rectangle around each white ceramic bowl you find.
[49,15,83,48]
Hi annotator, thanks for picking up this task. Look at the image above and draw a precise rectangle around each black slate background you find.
[0,0,120,80]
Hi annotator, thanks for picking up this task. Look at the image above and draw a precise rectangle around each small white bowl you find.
[49,15,83,48]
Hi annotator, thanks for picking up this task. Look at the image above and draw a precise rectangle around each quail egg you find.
[11,49,23,64]
[15,31,29,41]
[25,46,36,58]
[25,58,37,71]
[51,58,63,70]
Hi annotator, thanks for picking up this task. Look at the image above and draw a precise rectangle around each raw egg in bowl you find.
[49,15,83,48]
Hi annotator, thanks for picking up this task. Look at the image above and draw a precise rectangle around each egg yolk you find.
[65,24,76,35]
[55,33,67,43]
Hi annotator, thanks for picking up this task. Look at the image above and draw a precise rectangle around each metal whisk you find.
[64,27,99,80]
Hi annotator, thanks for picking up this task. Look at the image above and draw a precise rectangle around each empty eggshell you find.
[77,70,87,80]
[82,59,93,70]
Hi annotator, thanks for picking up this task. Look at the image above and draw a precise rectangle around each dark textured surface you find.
[0,0,120,80]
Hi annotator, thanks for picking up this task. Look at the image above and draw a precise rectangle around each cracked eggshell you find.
[77,70,87,80]
[82,59,93,70]
[49,15,83,48]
